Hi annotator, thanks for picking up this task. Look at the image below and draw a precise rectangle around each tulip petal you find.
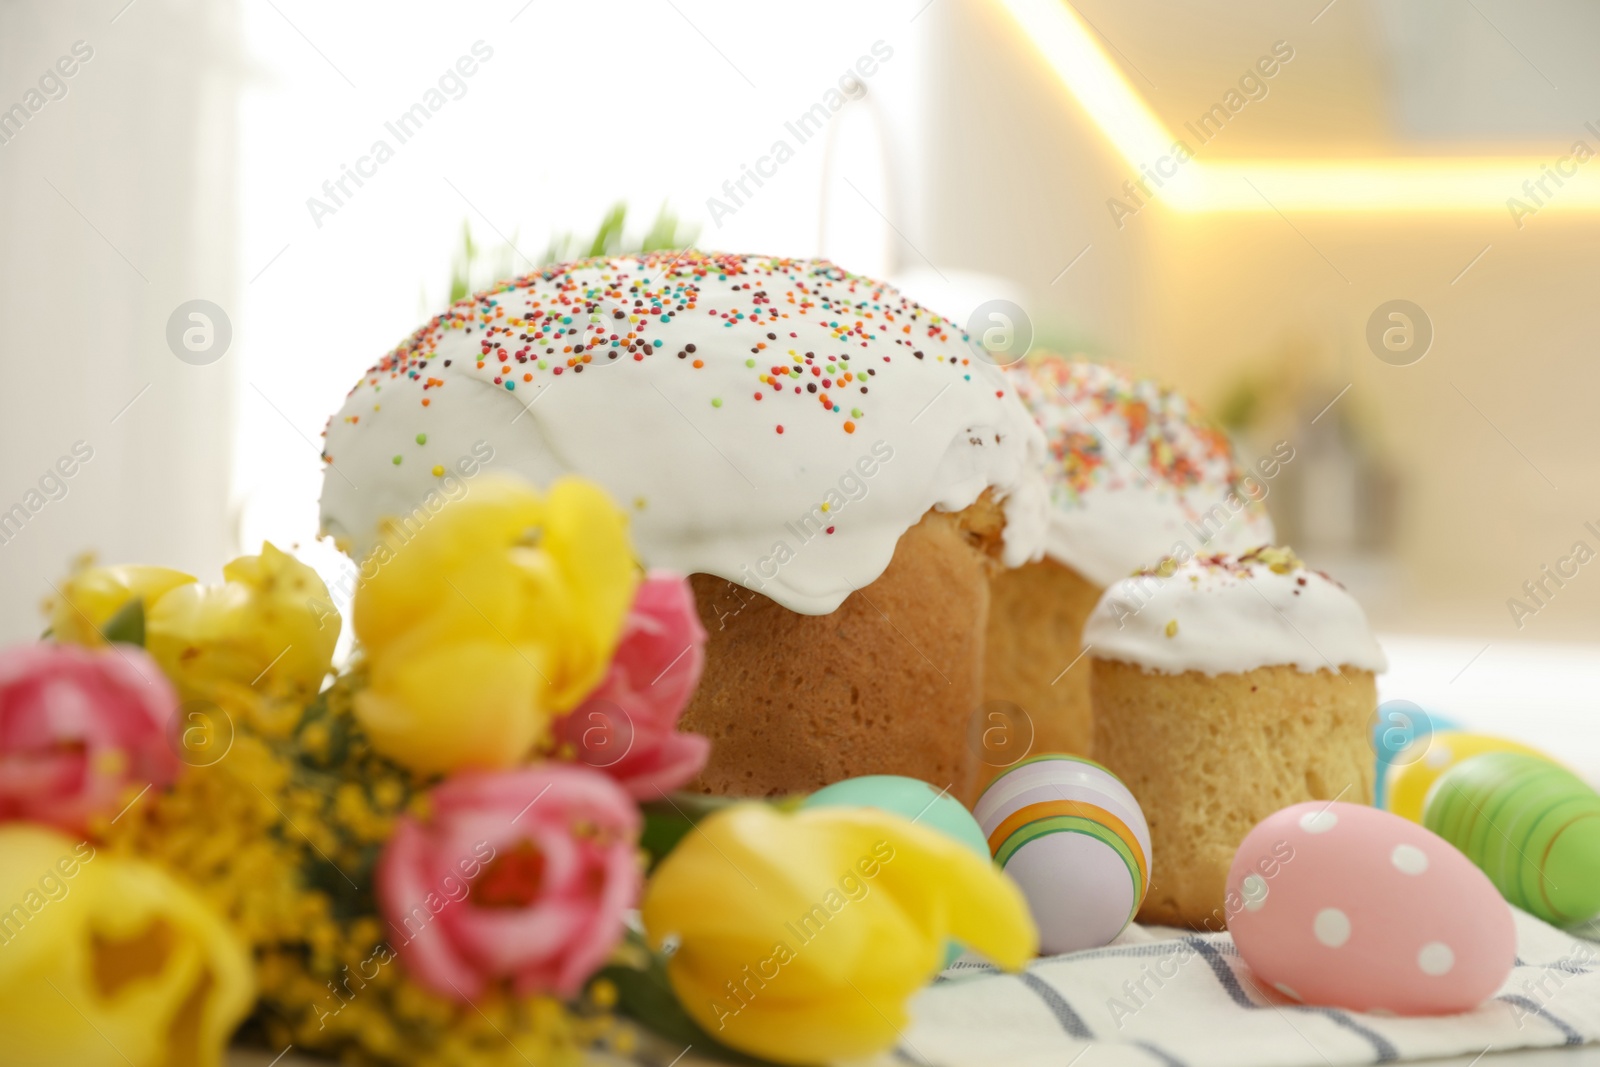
[379,819,491,1001]
[610,572,707,712]
[552,839,640,996]
[450,899,583,973]
[0,824,254,1067]
[49,564,196,648]
[146,543,336,702]
[641,804,1037,1066]
[837,809,1038,975]
[377,765,641,1001]
[354,475,545,653]
[356,643,544,774]
[529,477,639,711]
[0,643,179,835]
[350,474,640,777]
[608,731,711,800]
[548,571,709,797]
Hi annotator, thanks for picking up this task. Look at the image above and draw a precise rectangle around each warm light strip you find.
[995,0,1600,213]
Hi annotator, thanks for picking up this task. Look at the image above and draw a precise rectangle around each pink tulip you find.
[377,764,641,1001]
[551,572,710,798]
[0,642,181,834]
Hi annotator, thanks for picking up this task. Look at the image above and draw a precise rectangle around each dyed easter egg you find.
[1370,703,1456,810]
[1229,801,1514,1015]
[972,754,1150,955]
[1386,731,1553,823]
[802,775,989,858]
[802,775,988,967]
[1422,752,1600,926]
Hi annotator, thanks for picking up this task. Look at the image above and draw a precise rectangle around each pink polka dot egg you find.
[1228,800,1515,1015]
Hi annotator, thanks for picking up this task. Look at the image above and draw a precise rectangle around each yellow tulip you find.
[641,804,1038,1065]
[351,474,637,775]
[355,639,548,775]
[50,563,196,646]
[147,542,340,702]
[0,824,254,1067]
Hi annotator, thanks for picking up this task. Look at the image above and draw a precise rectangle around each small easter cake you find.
[320,252,1049,799]
[984,355,1275,765]
[1083,546,1385,927]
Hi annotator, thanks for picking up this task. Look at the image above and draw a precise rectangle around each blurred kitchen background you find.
[3,0,1598,763]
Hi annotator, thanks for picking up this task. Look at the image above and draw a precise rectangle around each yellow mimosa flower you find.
[352,474,637,775]
[0,824,255,1067]
[50,563,196,646]
[641,804,1038,1065]
[147,542,340,702]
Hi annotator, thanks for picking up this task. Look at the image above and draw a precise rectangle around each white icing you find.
[1008,356,1276,588]
[1083,550,1387,675]
[319,253,1049,615]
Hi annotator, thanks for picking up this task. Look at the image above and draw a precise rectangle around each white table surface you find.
[1376,632,1600,782]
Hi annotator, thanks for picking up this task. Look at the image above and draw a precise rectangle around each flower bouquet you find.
[2,473,1035,1066]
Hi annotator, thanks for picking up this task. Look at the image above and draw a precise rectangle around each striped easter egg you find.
[1422,752,1600,926]
[973,754,1151,954]
[1386,731,1554,823]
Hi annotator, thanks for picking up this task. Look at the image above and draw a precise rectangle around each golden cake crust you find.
[1091,659,1376,928]
[681,504,1002,799]
[982,557,1102,770]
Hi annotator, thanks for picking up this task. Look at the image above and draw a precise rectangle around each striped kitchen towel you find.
[882,909,1600,1067]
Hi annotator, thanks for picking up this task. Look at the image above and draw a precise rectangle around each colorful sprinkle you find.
[1014,356,1268,523]
[327,252,1003,453]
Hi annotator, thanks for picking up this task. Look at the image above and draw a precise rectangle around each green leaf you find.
[586,203,628,258]
[639,792,742,869]
[444,202,701,308]
[640,203,700,253]
[640,793,807,870]
[100,597,146,647]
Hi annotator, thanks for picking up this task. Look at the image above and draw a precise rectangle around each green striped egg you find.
[1422,752,1600,926]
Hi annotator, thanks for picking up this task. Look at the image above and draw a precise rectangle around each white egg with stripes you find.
[973,754,1151,955]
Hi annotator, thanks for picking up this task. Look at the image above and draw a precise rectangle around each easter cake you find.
[1083,546,1386,926]
[320,251,1049,799]
[983,355,1275,765]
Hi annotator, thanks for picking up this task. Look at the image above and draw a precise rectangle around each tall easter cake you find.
[320,251,1049,797]
[1084,546,1386,926]
[983,354,1276,767]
